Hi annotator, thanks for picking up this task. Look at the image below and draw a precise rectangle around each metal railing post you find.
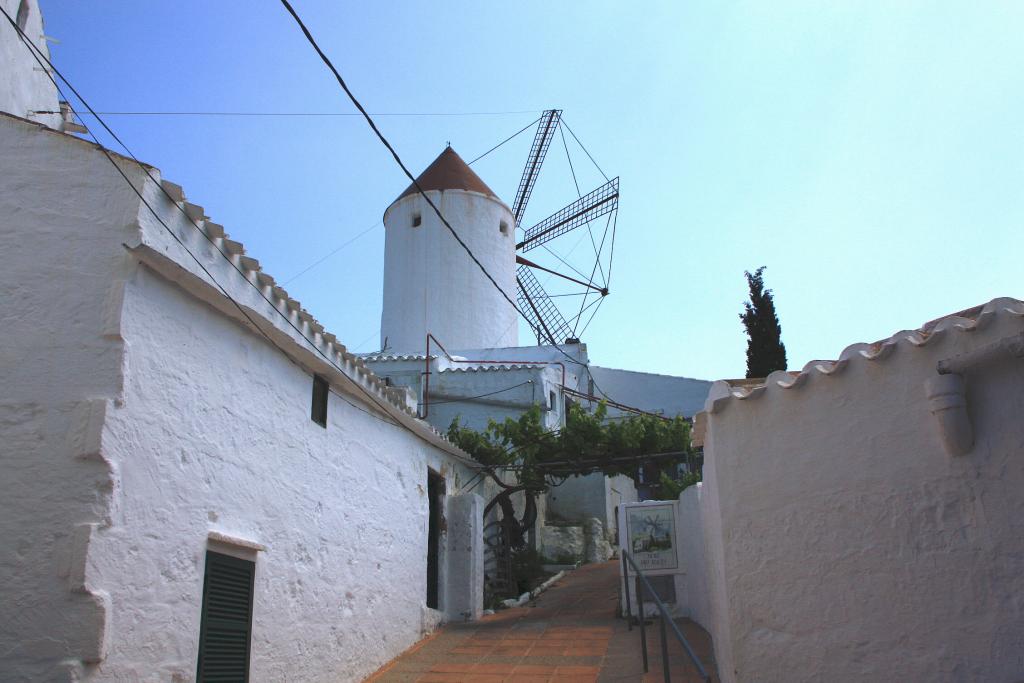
[659,616,671,682]
[621,553,632,631]
[635,574,648,673]
[621,550,711,682]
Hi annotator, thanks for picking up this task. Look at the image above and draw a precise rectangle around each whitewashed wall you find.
[695,299,1024,683]
[0,113,481,682]
[0,113,141,682]
[93,269,477,681]
[588,366,711,418]
[546,473,637,532]
[675,484,711,628]
[0,0,62,129]
[381,190,517,353]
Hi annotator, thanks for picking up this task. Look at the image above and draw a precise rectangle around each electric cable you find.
[31,109,540,118]
[281,220,380,285]
[427,380,533,406]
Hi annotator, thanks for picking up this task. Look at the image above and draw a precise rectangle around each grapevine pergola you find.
[447,402,694,549]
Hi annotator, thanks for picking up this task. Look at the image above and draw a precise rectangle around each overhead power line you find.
[428,380,534,406]
[281,220,380,285]
[31,109,540,118]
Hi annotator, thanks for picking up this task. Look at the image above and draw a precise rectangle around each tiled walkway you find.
[365,561,717,682]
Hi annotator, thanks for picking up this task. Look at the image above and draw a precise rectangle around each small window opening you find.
[549,390,557,410]
[311,375,328,427]
[412,213,422,227]
[16,0,30,31]
[499,221,509,235]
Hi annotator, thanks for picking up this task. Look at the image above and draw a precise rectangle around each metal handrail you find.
[621,550,711,682]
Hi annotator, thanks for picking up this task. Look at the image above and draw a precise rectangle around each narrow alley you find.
[366,562,717,682]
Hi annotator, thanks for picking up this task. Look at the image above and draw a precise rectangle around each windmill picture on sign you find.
[627,504,677,571]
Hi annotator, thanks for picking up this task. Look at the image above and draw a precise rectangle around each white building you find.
[0,6,485,679]
[676,298,1024,682]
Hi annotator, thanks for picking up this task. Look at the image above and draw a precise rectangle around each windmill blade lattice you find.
[516,266,574,346]
[512,110,562,227]
[518,177,619,252]
[508,109,618,345]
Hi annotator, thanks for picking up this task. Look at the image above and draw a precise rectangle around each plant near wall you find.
[448,402,691,487]
[740,266,788,378]
[657,469,701,499]
[448,402,692,537]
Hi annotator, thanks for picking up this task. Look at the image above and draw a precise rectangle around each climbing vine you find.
[448,402,693,495]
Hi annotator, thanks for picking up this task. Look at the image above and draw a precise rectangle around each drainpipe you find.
[936,331,1024,376]
[927,331,1024,457]
[924,374,972,456]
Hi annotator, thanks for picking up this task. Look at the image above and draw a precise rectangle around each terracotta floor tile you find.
[429,663,478,673]
[555,666,601,675]
[472,663,517,674]
[415,674,463,683]
[512,664,557,675]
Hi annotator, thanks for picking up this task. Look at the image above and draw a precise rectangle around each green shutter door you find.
[197,550,255,682]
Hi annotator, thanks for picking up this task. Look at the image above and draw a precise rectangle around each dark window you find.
[564,395,576,416]
[412,213,422,227]
[499,221,509,235]
[16,0,28,31]
[311,375,328,427]
[197,551,255,682]
[426,470,445,609]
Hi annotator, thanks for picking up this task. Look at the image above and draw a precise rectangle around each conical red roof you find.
[392,147,501,204]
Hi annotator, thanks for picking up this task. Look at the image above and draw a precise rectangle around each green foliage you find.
[658,469,701,499]
[740,266,788,379]
[447,401,692,493]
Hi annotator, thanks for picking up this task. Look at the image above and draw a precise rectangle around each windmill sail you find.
[516,266,574,346]
[517,177,619,252]
[512,110,562,227]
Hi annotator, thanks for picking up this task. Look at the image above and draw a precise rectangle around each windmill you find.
[509,110,620,346]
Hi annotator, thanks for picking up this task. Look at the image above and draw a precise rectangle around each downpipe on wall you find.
[928,331,1024,456]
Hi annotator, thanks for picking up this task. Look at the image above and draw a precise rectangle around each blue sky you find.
[35,1,1023,381]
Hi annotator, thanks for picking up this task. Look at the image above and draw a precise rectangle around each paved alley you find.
[365,561,717,682]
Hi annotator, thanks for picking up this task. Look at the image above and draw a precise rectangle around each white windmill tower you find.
[379,110,619,354]
[380,146,518,353]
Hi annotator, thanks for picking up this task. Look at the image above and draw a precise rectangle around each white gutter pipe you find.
[936,331,1024,376]
[924,374,973,457]
[928,331,1024,457]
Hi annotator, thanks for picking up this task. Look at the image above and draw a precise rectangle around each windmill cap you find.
[391,147,504,205]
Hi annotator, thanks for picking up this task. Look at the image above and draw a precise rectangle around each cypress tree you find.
[740,266,788,378]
